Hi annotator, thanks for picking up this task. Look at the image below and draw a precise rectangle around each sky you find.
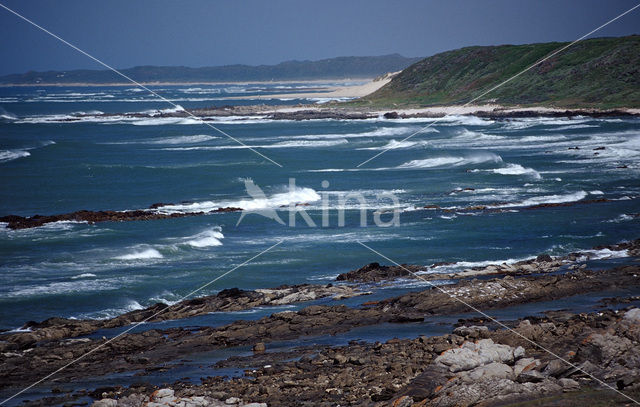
[0,0,639,75]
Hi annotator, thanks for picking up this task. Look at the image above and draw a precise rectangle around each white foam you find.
[5,277,132,298]
[131,117,201,126]
[71,273,97,279]
[158,185,321,214]
[435,115,495,126]
[0,149,30,163]
[155,105,185,115]
[357,139,429,150]
[489,164,542,179]
[423,256,531,274]
[146,134,218,144]
[495,191,588,208]
[185,228,224,248]
[115,248,163,260]
[455,129,505,141]
[398,152,502,169]
[581,248,630,260]
[605,214,635,223]
[289,126,432,141]
[163,139,348,151]
[83,300,145,320]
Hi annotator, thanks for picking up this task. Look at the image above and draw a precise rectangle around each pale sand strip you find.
[225,71,400,100]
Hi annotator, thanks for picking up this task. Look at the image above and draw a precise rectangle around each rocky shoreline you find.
[1,239,640,406]
[0,205,242,230]
[11,307,640,406]
[49,103,640,124]
[3,193,636,230]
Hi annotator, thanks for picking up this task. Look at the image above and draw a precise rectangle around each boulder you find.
[517,369,545,383]
[559,378,580,391]
[453,325,490,339]
[624,308,640,324]
[435,339,524,372]
[460,362,513,383]
[92,400,117,407]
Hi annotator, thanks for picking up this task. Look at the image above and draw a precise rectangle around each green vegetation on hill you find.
[362,36,640,108]
[0,54,421,85]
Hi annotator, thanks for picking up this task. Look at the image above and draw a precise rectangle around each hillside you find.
[0,54,421,85]
[362,36,640,108]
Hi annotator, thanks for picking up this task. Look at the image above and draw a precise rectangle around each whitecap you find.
[288,126,433,141]
[184,228,224,248]
[83,300,145,320]
[109,134,218,145]
[157,185,321,214]
[115,248,163,260]
[605,214,636,223]
[0,149,30,163]
[357,139,429,151]
[488,164,542,180]
[162,138,348,151]
[71,273,97,279]
[397,152,502,169]
[495,191,588,208]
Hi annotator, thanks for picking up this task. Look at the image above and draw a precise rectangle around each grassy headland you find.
[358,35,640,109]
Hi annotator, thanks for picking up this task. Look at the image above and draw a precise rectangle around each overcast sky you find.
[0,0,639,75]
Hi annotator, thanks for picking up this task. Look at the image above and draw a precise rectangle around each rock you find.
[383,111,399,119]
[252,342,266,353]
[624,308,640,324]
[513,357,539,376]
[333,354,348,364]
[544,359,570,377]
[154,388,175,399]
[435,339,522,372]
[453,325,490,339]
[460,362,513,382]
[559,378,580,391]
[536,254,553,263]
[92,400,117,407]
[335,262,422,282]
[517,369,545,383]
[391,395,413,407]
[225,397,241,404]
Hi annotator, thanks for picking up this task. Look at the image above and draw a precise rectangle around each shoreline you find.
[2,239,640,406]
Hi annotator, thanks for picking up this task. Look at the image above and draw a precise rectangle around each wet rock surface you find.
[336,239,640,282]
[336,262,423,282]
[3,238,640,406]
[0,283,369,345]
[0,205,243,230]
[24,307,640,406]
[3,262,640,394]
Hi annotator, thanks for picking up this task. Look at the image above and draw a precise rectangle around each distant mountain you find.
[362,36,640,108]
[0,54,421,85]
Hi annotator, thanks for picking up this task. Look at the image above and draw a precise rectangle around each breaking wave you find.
[157,185,321,214]
[495,191,588,208]
[115,248,164,260]
[0,149,30,163]
[488,164,542,179]
[184,228,225,248]
[397,152,502,169]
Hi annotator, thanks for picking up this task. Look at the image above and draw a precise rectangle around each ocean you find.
[1,83,639,332]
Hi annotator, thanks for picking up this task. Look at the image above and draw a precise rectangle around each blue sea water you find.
[0,84,639,331]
